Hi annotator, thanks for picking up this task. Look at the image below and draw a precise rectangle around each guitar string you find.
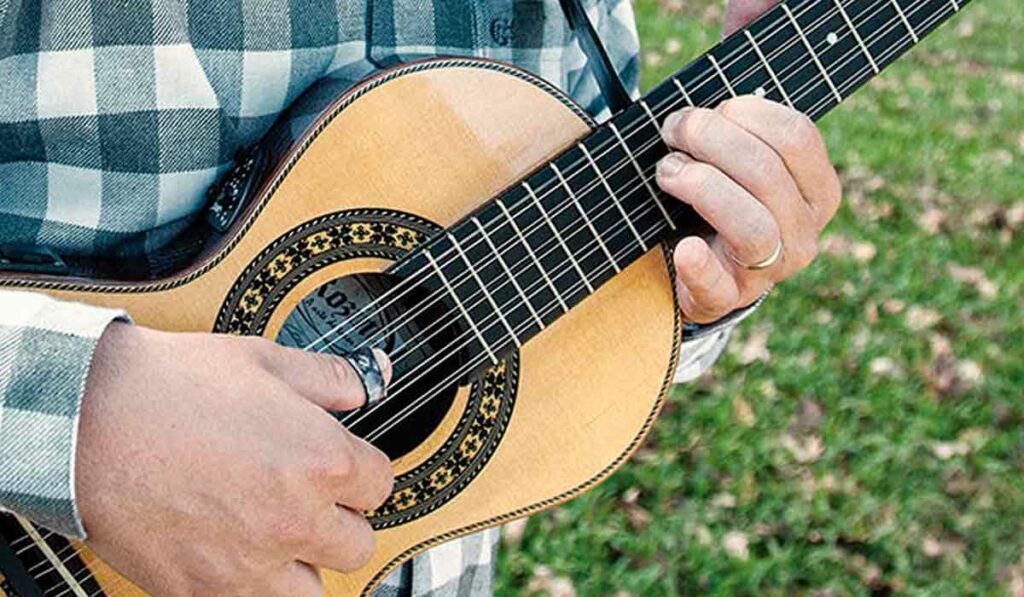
[354,2,951,445]
[338,0,919,432]
[293,0,837,358]
[320,0,851,379]
[14,0,928,574]
[306,0,872,384]
[30,3,948,592]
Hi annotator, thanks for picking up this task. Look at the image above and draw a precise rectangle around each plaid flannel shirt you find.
[0,1,753,594]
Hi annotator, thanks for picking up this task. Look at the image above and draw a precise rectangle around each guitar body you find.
[1,59,680,596]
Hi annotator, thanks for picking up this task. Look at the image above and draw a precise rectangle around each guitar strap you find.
[558,0,633,114]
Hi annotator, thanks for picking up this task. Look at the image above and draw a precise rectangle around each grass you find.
[495,0,1023,594]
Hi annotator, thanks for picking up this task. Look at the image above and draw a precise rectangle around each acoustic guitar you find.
[0,0,973,594]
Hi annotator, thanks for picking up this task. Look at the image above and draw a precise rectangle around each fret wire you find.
[670,77,694,106]
[471,216,545,330]
[638,99,660,128]
[607,122,676,230]
[522,181,595,292]
[832,0,881,73]
[888,0,920,42]
[577,142,648,251]
[423,250,499,365]
[782,3,843,103]
[549,163,621,273]
[495,199,568,313]
[950,0,959,10]
[743,29,795,107]
[707,54,737,97]
[447,232,521,349]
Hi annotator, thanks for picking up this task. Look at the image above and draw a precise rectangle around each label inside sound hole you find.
[276,273,463,459]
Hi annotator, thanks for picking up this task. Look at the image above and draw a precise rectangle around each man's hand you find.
[77,324,394,595]
[656,0,842,324]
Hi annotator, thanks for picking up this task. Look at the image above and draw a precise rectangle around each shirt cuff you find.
[0,291,129,539]
[674,292,768,384]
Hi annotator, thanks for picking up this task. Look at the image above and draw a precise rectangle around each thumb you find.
[723,0,780,37]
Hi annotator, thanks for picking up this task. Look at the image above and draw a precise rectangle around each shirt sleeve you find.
[674,294,766,384]
[0,290,128,539]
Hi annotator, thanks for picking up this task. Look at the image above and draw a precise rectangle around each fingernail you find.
[371,348,393,385]
[658,153,686,178]
[660,110,683,143]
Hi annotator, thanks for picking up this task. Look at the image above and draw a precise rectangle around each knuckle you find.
[268,510,317,548]
[717,96,750,120]
[241,335,276,362]
[367,449,395,508]
[682,109,718,144]
[307,443,354,489]
[676,162,715,196]
[790,238,819,270]
[739,217,779,258]
[781,111,817,152]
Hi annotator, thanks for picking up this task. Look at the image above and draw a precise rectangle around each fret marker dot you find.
[755,86,766,97]
[827,32,839,46]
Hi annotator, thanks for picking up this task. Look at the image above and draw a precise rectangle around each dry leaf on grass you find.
[870,357,903,378]
[905,305,942,331]
[527,566,577,597]
[733,397,757,427]
[502,518,529,547]
[948,263,999,299]
[722,531,750,561]
[780,433,825,463]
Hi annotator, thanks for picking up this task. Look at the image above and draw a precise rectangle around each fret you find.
[471,217,545,330]
[638,98,660,129]
[831,0,880,74]
[670,78,694,107]
[423,250,498,365]
[522,181,595,293]
[743,30,794,107]
[888,0,919,42]
[859,0,918,78]
[550,163,620,273]
[782,3,843,104]
[903,0,962,40]
[950,0,959,10]
[607,121,676,230]
[706,55,737,98]
[495,199,568,314]
[447,232,520,348]
[577,143,647,251]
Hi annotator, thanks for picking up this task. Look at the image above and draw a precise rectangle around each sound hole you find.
[276,273,463,460]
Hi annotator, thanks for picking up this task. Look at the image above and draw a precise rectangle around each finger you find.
[656,152,782,275]
[723,0,779,36]
[673,236,741,323]
[299,506,377,573]
[716,96,842,229]
[266,561,323,597]
[661,106,817,275]
[259,341,393,411]
[332,431,395,512]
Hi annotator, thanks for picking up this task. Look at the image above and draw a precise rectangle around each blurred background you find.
[495,0,1022,594]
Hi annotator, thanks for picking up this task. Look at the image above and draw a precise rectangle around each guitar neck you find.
[392,0,970,361]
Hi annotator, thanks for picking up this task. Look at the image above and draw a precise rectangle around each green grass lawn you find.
[495,0,1023,594]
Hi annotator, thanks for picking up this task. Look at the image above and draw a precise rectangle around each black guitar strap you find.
[558,0,633,114]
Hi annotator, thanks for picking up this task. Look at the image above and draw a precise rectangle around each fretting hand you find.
[656,0,843,323]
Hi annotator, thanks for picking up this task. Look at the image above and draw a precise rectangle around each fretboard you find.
[391,0,970,368]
